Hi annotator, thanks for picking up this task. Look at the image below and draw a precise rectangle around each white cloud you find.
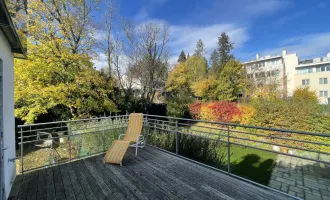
[169,24,249,58]
[272,11,307,27]
[93,30,107,41]
[92,52,107,70]
[134,7,149,22]
[260,32,330,59]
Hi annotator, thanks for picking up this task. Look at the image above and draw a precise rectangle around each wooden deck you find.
[9,147,294,200]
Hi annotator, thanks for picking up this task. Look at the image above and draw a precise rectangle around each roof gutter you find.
[0,0,26,58]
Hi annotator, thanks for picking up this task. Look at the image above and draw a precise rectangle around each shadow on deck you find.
[9,147,295,200]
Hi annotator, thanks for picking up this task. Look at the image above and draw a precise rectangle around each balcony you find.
[10,147,294,200]
[10,115,330,200]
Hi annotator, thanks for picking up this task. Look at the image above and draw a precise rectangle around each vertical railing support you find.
[20,127,24,175]
[68,121,72,162]
[175,120,179,155]
[145,116,149,146]
[101,119,105,152]
[227,125,231,174]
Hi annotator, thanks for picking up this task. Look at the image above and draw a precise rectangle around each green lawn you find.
[187,122,277,185]
[230,145,277,185]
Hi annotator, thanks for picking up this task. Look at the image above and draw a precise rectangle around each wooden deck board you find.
[9,146,294,200]
[36,169,47,200]
[45,167,55,200]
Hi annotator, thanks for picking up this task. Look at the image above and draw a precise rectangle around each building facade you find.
[294,53,330,105]
[243,50,298,97]
[0,0,25,198]
[243,51,330,105]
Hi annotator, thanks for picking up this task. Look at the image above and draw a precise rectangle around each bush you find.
[209,102,241,123]
[189,102,203,119]
[193,101,241,123]
[167,91,193,118]
[233,104,255,125]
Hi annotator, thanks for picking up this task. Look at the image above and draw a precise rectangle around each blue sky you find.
[92,0,330,68]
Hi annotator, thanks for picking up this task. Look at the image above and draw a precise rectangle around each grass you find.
[230,145,277,185]
[187,122,277,185]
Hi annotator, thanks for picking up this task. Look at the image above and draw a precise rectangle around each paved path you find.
[269,154,330,200]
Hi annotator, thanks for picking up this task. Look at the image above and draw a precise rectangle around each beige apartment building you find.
[243,51,330,105]
[295,53,330,104]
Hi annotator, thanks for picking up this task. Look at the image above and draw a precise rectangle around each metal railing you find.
[18,115,129,173]
[17,114,330,199]
[143,114,330,200]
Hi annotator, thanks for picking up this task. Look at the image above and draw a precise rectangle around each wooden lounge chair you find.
[104,113,144,165]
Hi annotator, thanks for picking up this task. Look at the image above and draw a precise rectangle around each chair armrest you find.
[118,134,125,140]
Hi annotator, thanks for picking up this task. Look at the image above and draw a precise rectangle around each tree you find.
[209,49,219,73]
[292,87,318,104]
[193,39,206,57]
[102,0,118,78]
[121,20,170,112]
[185,56,208,83]
[208,60,246,101]
[166,56,207,97]
[14,0,118,123]
[15,43,117,123]
[216,32,234,73]
[177,50,187,62]
[166,62,190,93]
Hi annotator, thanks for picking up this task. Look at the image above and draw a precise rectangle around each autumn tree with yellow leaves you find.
[14,0,118,123]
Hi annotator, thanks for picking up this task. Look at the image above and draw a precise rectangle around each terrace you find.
[9,115,330,200]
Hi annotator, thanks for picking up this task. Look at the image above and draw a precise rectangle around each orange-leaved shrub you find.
[190,101,242,123]
[232,104,255,125]
[189,102,203,119]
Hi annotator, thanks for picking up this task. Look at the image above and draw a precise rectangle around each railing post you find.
[20,127,24,175]
[68,121,72,162]
[145,116,149,145]
[227,125,231,174]
[101,118,105,152]
[175,120,179,155]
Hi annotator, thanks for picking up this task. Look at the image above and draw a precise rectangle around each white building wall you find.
[0,29,16,198]
[283,53,299,96]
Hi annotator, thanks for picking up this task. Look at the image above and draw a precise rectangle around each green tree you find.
[193,39,206,57]
[177,50,187,62]
[216,32,234,74]
[209,49,219,73]
[185,56,208,83]
[209,60,246,101]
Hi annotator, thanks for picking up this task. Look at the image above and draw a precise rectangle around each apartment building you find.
[243,51,330,105]
[243,50,298,97]
[294,53,330,105]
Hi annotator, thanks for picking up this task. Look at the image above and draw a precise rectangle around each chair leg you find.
[135,143,138,156]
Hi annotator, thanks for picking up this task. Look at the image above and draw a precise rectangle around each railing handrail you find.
[145,114,330,137]
[17,115,129,128]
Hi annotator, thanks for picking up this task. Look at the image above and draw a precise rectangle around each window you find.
[320,91,328,97]
[297,68,313,74]
[321,66,326,72]
[302,79,310,85]
[319,78,328,84]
